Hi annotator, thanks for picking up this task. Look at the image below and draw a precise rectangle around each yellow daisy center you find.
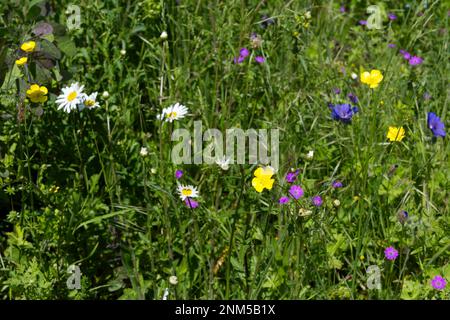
[68,91,77,102]
[85,99,95,107]
[181,189,193,196]
[167,111,178,118]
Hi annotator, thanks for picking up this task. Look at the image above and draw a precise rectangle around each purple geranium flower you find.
[289,185,304,200]
[331,104,359,123]
[311,196,323,207]
[285,170,299,183]
[279,196,289,204]
[333,88,341,95]
[427,112,446,137]
[185,198,199,209]
[388,13,397,20]
[384,246,399,261]
[340,6,346,13]
[348,93,358,104]
[399,49,411,60]
[359,20,367,25]
[332,181,343,188]
[431,275,447,290]
[255,56,265,64]
[388,43,396,48]
[408,56,423,66]
[175,170,183,179]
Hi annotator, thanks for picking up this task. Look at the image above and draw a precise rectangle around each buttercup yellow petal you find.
[360,71,371,84]
[252,178,264,193]
[39,86,48,95]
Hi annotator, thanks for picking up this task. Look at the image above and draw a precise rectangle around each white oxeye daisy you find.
[216,156,231,170]
[177,184,199,201]
[82,92,100,109]
[56,82,85,113]
[157,103,188,122]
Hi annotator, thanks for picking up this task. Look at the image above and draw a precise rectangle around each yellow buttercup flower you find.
[26,84,48,103]
[251,166,275,193]
[21,41,36,53]
[15,57,28,66]
[386,126,405,142]
[360,69,383,88]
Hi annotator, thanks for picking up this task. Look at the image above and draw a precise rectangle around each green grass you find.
[0,0,448,300]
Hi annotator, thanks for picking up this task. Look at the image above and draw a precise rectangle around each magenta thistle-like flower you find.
[289,185,304,200]
[311,196,323,207]
[255,56,265,64]
[185,198,199,209]
[175,170,183,179]
[431,275,447,290]
[384,246,399,260]
[285,170,299,183]
[279,196,289,204]
[409,56,423,66]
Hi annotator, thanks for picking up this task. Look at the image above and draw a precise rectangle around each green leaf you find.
[56,36,77,58]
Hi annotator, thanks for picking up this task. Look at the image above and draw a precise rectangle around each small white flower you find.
[102,91,110,99]
[160,31,168,40]
[177,184,199,201]
[151,168,157,174]
[140,147,149,157]
[56,82,85,113]
[215,156,231,170]
[333,199,341,207]
[82,92,100,109]
[157,103,188,122]
[306,150,314,160]
[351,73,358,80]
[120,49,126,55]
[169,276,178,285]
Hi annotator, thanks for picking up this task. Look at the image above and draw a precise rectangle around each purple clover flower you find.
[400,49,411,60]
[185,198,199,209]
[408,56,423,66]
[255,56,265,64]
[279,196,290,204]
[427,112,446,137]
[175,170,183,179]
[340,6,346,13]
[388,13,397,20]
[312,196,323,207]
[431,275,447,290]
[332,181,343,188]
[330,104,358,123]
[289,185,304,200]
[285,170,299,183]
[384,246,399,261]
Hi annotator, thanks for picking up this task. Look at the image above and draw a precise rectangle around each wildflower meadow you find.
[0,0,449,301]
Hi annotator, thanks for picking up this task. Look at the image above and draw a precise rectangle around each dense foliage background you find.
[0,0,448,299]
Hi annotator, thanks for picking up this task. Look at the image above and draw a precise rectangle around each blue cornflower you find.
[427,112,446,137]
[330,104,358,123]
